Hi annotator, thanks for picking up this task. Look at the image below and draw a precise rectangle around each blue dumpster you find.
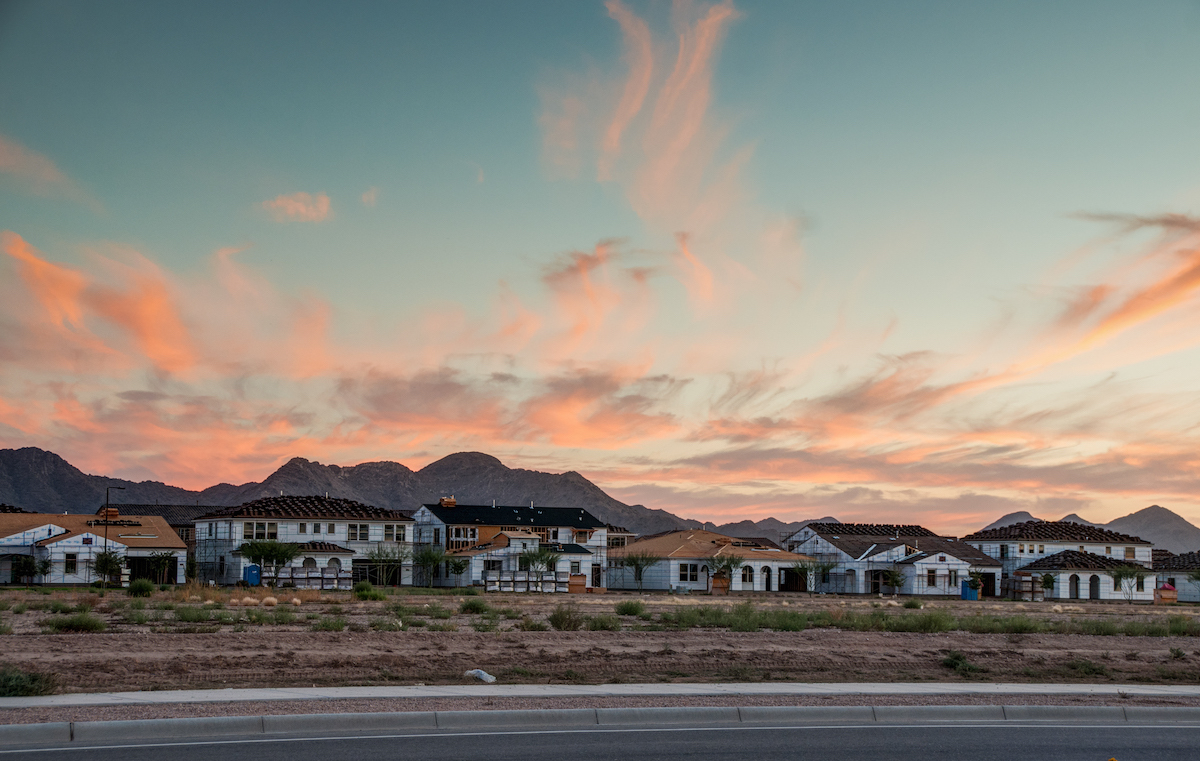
[242,564,261,586]
[960,579,979,600]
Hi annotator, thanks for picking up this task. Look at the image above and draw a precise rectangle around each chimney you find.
[439,496,457,507]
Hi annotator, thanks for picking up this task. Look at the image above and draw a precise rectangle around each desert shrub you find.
[127,579,155,598]
[244,609,272,625]
[426,623,458,631]
[1078,619,1119,636]
[10,604,26,615]
[129,599,146,611]
[1066,659,1108,677]
[758,610,807,632]
[1167,616,1199,637]
[40,613,106,633]
[615,600,645,617]
[941,650,983,675]
[472,620,497,632]
[1170,647,1187,660]
[548,604,586,631]
[516,616,548,631]
[587,614,621,631]
[174,606,210,623]
[370,618,403,631]
[352,582,387,602]
[406,618,428,627]
[124,611,149,625]
[0,599,10,612]
[261,596,278,607]
[0,624,9,635]
[271,607,295,625]
[426,604,452,620]
[0,666,56,697]
[311,616,346,632]
[47,600,75,614]
[459,598,490,615]
[887,610,956,633]
[903,598,924,609]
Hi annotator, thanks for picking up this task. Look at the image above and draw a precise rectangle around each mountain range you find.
[3,446,1199,550]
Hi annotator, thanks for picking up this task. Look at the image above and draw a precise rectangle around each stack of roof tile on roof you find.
[1016,550,1145,572]
[423,503,604,529]
[1154,551,1200,571]
[0,504,28,513]
[98,503,221,526]
[804,523,939,538]
[294,541,352,554]
[199,496,411,521]
[1153,549,1178,566]
[609,529,809,561]
[962,520,1149,544]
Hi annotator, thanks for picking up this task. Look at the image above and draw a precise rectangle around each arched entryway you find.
[762,566,772,592]
[327,557,341,570]
[845,569,856,594]
[302,557,317,569]
[1089,574,1100,600]
[1069,574,1080,599]
[741,565,754,588]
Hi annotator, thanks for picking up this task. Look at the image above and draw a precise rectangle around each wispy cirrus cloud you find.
[0,133,101,211]
[262,191,331,222]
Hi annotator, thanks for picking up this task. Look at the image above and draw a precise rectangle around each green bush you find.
[903,598,923,609]
[548,604,586,631]
[40,613,106,633]
[271,607,296,625]
[1077,619,1119,636]
[0,624,10,635]
[459,598,490,615]
[311,616,346,632]
[124,611,150,625]
[516,616,549,631]
[10,604,26,615]
[174,606,210,623]
[887,610,956,633]
[941,650,983,675]
[0,666,56,697]
[47,600,73,614]
[1066,659,1108,677]
[127,579,155,598]
[614,600,645,616]
[586,614,621,631]
[352,582,387,601]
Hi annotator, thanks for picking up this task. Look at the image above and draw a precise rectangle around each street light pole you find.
[103,486,125,587]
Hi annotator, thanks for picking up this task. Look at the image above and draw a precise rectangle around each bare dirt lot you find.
[3,587,1200,694]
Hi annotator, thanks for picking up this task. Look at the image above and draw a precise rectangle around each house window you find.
[1136,576,1144,592]
[243,522,277,540]
[484,560,502,572]
[384,524,394,541]
[327,523,335,534]
[575,531,589,543]
[938,555,946,562]
[65,554,77,575]
[1019,544,1025,554]
[822,571,830,584]
[1038,545,1044,553]
[570,561,581,574]
[679,563,698,582]
[348,524,369,541]
[82,537,92,545]
[1105,546,1111,555]
[948,570,958,587]
[298,523,307,534]
[218,556,225,575]
[927,570,937,587]
[742,566,753,583]
[207,523,214,538]
[433,528,441,545]
[1079,545,1084,552]
[312,523,321,534]
[1125,547,1135,560]
[1000,545,1009,558]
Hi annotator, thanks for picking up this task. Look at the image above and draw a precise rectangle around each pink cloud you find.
[0,133,100,210]
[361,187,378,207]
[262,192,331,222]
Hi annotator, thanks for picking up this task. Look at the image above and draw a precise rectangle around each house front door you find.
[592,563,601,588]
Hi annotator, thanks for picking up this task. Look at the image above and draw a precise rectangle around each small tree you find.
[412,544,446,588]
[364,544,410,586]
[36,558,52,582]
[148,552,177,585]
[447,557,470,588]
[793,559,838,596]
[618,550,663,594]
[1110,564,1148,603]
[1040,573,1056,593]
[1186,570,1200,597]
[10,556,37,585]
[239,541,300,585]
[881,567,907,597]
[708,554,746,592]
[93,550,125,588]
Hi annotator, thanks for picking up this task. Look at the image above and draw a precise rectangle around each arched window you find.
[1089,574,1101,600]
[762,566,772,592]
[327,557,341,570]
[742,566,754,584]
[302,557,317,569]
[1069,574,1080,599]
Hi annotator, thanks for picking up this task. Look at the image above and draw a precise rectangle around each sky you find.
[4,1,1200,535]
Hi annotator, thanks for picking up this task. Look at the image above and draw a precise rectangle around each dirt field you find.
[3,587,1200,694]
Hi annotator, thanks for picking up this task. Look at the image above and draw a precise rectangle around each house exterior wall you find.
[1,523,185,586]
[606,556,798,593]
[1156,573,1200,603]
[1022,570,1153,602]
[970,540,1152,577]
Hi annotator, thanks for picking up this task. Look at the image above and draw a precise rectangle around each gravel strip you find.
[5,693,1200,725]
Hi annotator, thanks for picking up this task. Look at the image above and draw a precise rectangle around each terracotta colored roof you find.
[98,503,221,526]
[0,512,185,550]
[199,496,413,522]
[1154,551,1200,571]
[422,503,605,529]
[804,523,939,538]
[0,504,29,513]
[294,541,352,554]
[1015,550,1146,572]
[609,529,810,563]
[962,520,1149,545]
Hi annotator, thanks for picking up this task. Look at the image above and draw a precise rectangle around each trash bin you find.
[960,579,979,600]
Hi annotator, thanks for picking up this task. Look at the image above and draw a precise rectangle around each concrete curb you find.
[4,705,1200,747]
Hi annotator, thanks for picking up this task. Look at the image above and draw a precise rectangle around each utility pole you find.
[103,486,125,587]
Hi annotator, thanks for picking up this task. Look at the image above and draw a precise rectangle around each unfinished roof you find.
[0,504,29,513]
[294,541,352,554]
[199,496,413,522]
[422,503,605,529]
[98,503,222,526]
[0,512,185,550]
[803,523,939,538]
[892,537,1000,567]
[1153,549,1178,566]
[1015,550,1146,573]
[1154,551,1200,571]
[962,520,1150,545]
[609,529,810,563]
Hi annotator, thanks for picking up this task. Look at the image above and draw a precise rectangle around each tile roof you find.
[199,496,413,522]
[97,503,221,526]
[1153,551,1200,571]
[0,512,185,550]
[294,541,352,554]
[1015,549,1147,572]
[1153,549,1178,566]
[804,522,939,538]
[609,529,810,563]
[962,520,1150,545]
[422,503,605,530]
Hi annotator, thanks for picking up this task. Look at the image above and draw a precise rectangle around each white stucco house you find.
[1014,549,1154,601]
[607,530,811,593]
[1154,551,1200,602]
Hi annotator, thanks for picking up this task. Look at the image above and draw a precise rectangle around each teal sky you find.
[3,1,1200,534]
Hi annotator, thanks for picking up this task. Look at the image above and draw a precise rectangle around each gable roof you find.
[1015,549,1145,572]
[97,503,220,526]
[891,537,1000,567]
[199,496,413,522]
[421,503,605,529]
[0,513,185,550]
[962,520,1150,545]
[803,522,939,538]
[609,529,810,562]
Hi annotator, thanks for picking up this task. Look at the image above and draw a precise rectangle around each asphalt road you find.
[2,723,1196,761]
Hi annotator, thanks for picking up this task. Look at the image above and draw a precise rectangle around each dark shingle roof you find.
[199,496,413,521]
[1153,549,1178,566]
[1016,550,1147,572]
[295,541,353,554]
[893,537,1000,567]
[539,542,592,555]
[962,520,1150,545]
[96,503,220,526]
[0,504,29,513]
[422,503,605,529]
[804,523,939,538]
[1154,551,1200,571]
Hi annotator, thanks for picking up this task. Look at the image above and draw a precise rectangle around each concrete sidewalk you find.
[5,682,1200,709]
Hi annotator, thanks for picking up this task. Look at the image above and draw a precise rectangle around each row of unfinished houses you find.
[3,496,1197,603]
